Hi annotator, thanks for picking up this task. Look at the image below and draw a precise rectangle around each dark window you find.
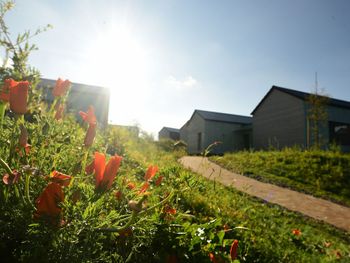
[329,122,350,146]
[197,132,202,151]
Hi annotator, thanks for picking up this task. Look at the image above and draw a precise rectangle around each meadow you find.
[211,149,350,206]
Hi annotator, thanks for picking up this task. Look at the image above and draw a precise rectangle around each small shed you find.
[180,110,252,154]
[38,78,110,127]
[251,86,350,151]
[158,127,180,141]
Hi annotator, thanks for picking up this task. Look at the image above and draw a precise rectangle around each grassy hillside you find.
[211,149,350,206]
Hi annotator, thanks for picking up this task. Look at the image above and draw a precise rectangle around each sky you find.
[3,0,350,137]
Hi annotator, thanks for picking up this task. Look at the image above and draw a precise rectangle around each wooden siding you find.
[253,89,306,149]
[204,121,250,153]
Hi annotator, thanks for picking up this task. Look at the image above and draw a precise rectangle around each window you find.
[329,122,350,146]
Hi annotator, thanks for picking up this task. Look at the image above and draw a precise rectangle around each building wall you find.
[158,129,170,140]
[38,79,110,127]
[253,90,306,149]
[183,113,206,154]
[204,121,250,154]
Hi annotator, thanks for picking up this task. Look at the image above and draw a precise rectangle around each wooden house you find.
[158,127,180,141]
[180,110,252,154]
[251,86,350,151]
[38,78,110,127]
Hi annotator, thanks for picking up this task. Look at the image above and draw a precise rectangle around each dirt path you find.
[179,156,350,232]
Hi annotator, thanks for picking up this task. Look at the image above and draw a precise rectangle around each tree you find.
[306,74,329,149]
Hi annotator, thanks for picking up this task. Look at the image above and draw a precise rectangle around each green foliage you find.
[212,148,350,206]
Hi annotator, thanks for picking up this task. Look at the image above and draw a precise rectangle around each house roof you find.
[160,127,180,133]
[251,85,350,115]
[193,109,252,124]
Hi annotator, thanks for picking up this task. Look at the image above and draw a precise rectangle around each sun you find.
[83,24,151,126]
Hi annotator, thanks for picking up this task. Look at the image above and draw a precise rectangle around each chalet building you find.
[180,110,252,154]
[158,127,180,141]
[38,78,110,126]
[252,86,350,151]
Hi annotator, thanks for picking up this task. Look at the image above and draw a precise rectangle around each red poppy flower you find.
[9,80,29,114]
[52,78,71,97]
[292,229,301,236]
[144,165,158,181]
[0,78,15,102]
[34,182,64,224]
[155,176,163,186]
[51,171,71,187]
[55,104,64,120]
[2,170,20,185]
[138,182,150,194]
[230,239,239,260]
[89,152,122,191]
[84,123,96,147]
[79,106,97,125]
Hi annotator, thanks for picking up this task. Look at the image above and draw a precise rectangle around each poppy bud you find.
[19,124,28,147]
[52,78,71,97]
[128,200,142,213]
[84,123,96,147]
[9,80,29,114]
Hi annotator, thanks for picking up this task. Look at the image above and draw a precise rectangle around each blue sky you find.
[3,0,350,136]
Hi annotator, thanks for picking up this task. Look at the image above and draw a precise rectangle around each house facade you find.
[38,78,110,126]
[158,127,180,141]
[180,110,252,154]
[252,86,350,151]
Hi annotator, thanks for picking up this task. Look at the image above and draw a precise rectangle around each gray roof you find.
[194,109,252,124]
[160,127,180,133]
[251,85,350,114]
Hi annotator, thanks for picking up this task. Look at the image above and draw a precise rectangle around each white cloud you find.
[164,75,199,90]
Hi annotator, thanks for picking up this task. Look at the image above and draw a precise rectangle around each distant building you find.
[158,127,180,141]
[251,86,350,151]
[38,78,110,126]
[180,110,252,154]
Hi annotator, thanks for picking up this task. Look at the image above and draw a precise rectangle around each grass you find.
[210,149,350,207]
[126,142,350,262]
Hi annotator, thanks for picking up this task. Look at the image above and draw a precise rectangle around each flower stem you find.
[0,156,13,175]
[0,102,6,130]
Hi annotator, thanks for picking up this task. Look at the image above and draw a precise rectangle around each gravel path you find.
[179,156,350,232]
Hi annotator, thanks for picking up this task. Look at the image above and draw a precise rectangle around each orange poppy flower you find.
[91,152,122,191]
[155,176,164,186]
[115,190,122,200]
[292,229,301,236]
[84,123,96,147]
[127,182,136,190]
[138,182,150,194]
[52,78,71,97]
[79,106,97,125]
[34,182,64,224]
[0,78,15,102]
[17,124,31,155]
[9,80,29,114]
[209,253,218,263]
[164,205,176,215]
[50,171,72,187]
[230,239,239,260]
[55,104,64,120]
[144,165,158,181]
